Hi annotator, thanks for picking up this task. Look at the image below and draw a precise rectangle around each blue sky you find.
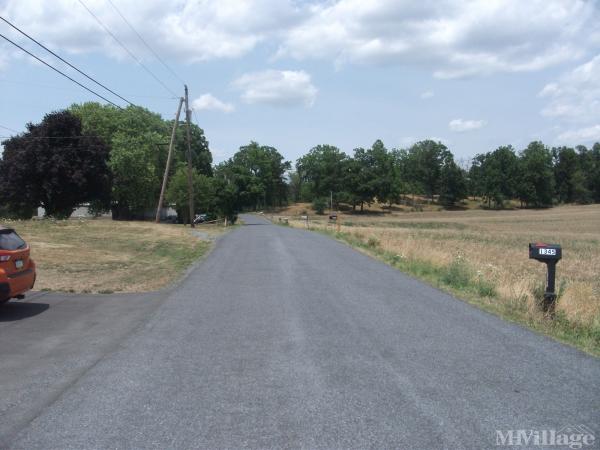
[1,0,599,164]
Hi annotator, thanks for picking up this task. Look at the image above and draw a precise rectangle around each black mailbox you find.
[528,242,562,314]
[529,243,562,262]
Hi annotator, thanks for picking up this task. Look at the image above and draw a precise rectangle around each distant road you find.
[2,214,599,449]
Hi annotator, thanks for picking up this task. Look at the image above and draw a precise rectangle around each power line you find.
[105,0,185,86]
[0,124,19,133]
[0,15,135,107]
[77,0,178,97]
[0,135,102,140]
[0,78,178,99]
[0,32,122,108]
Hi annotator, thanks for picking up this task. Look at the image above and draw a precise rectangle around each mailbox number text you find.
[539,248,556,256]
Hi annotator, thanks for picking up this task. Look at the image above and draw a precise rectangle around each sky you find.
[1,0,599,165]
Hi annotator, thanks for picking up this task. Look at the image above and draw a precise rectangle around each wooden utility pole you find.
[184,85,195,228]
[155,97,184,223]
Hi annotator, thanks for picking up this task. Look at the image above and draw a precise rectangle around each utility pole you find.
[184,85,195,228]
[155,97,184,223]
[330,190,333,215]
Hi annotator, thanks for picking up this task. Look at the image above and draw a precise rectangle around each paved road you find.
[1,214,599,449]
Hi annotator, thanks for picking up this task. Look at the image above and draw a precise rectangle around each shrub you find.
[312,197,327,215]
[477,280,497,298]
[367,236,380,248]
[442,257,471,289]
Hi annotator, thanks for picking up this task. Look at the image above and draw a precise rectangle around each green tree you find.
[0,110,110,219]
[438,157,467,207]
[350,140,396,211]
[578,144,600,203]
[166,165,215,224]
[170,121,213,176]
[404,140,451,201]
[296,145,348,202]
[70,102,215,217]
[471,146,519,208]
[109,131,164,219]
[553,146,588,203]
[218,142,290,210]
[517,141,555,208]
[312,197,327,215]
[468,153,486,200]
[287,171,303,203]
[211,167,241,224]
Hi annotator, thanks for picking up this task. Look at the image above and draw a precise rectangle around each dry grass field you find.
[272,203,600,355]
[2,218,222,293]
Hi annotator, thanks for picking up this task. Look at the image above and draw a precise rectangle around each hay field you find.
[274,203,600,354]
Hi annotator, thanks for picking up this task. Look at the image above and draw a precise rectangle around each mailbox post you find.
[528,243,562,314]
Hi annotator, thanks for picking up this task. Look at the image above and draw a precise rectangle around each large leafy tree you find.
[517,141,555,208]
[350,140,397,210]
[109,131,165,219]
[470,146,519,208]
[404,140,452,201]
[170,121,213,176]
[70,102,214,219]
[218,142,290,210]
[166,164,215,224]
[578,143,600,203]
[0,110,110,219]
[553,146,588,203]
[296,145,348,201]
[438,157,468,207]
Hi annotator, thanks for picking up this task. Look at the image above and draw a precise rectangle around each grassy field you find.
[272,203,600,356]
[2,218,223,294]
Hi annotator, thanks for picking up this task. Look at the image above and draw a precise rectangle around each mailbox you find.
[529,243,562,262]
[528,242,562,314]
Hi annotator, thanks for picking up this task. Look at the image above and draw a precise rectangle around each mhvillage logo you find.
[496,425,595,448]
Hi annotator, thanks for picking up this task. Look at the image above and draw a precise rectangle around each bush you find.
[442,257,471,289]
[367,236,380,248]
[312,197,327,215]
[477,279,497,298]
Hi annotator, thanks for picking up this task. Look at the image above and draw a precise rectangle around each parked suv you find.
[0,226,36,304]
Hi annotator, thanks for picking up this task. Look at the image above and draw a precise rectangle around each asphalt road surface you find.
[1,214,598,449]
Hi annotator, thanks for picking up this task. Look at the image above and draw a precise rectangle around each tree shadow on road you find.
[0,302,49,322]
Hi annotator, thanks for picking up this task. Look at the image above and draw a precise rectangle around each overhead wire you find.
[0,135,102,139]
[0,78,178,100]
[0,124,19,133]
[105,0,185,86]
[0,16,135,107]
[77,0,178,98]
[0,32,122,108]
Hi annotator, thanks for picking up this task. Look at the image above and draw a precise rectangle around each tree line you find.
[1,102,599,222]
[0,103,289,222]
[292,139,600,211]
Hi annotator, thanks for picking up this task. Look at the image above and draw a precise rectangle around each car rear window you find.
[0,230,26,250]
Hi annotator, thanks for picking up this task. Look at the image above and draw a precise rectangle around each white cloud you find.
[2,0,598,80]
[277,0,599,78]
[0,0,305,63]
[539,54,600,121]
[539,54,600,144]
[192,93,235,113]
[557,125,600,143]
[449,118,486,132]
[420,90,434,99]
[232,70,317,107]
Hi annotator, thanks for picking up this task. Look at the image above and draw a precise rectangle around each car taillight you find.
[0,255,10,262]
